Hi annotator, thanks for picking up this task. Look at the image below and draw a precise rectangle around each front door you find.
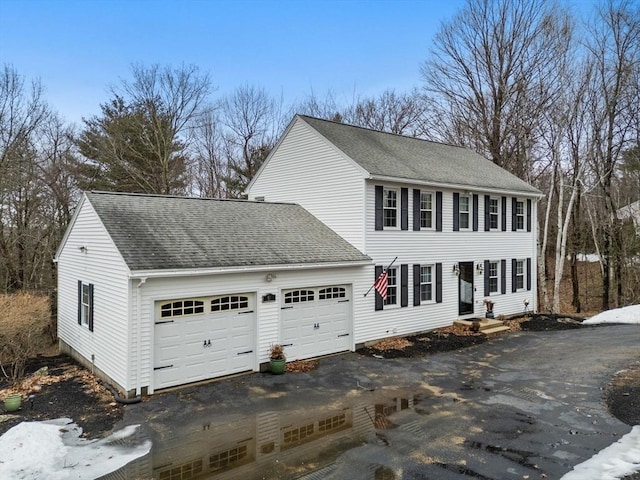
[458,261,474,315]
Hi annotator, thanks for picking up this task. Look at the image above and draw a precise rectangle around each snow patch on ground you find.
[0,418,150,480]
[560,425,640,480]
[584,305,640,325]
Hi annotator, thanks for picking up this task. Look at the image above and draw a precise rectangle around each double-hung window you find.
[488,261,499,294]
[515,200,525,230]
[383,189,398,228]
[459,195,470,229]
[515,259,525,290]
[77,281,94,331]
[489,198,499,230]
[420,265,433,302]
[420,192,433,229]
[385,268,397,306]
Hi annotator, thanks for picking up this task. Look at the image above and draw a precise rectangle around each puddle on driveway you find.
[99,389,421,479]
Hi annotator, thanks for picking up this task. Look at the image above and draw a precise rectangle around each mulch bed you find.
[0,355,124,439]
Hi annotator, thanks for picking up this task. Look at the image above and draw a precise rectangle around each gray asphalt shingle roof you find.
[299,115,541,195]
[85,191,370,272]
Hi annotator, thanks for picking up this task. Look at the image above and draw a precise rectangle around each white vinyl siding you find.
[363,182,538,342]
[137,266,368,393]
[57,198,131,391]
[248,118,367,251]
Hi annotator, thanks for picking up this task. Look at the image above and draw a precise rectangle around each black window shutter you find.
[484,260,490,296]
[501,196,507,231]
[436,191,443,232]
[436,263,443,303]
[472,194,479,231]
[374,266,383,311]
[375,186,383,231]
[401,188,408,231]
[484,195,490,231]
[453,193,460,231]
[526,258,532,290]
[501,259,507,294]
[88,283,94,332]
[77,280,82,325]
[413,189,421,231]
[401,264,408,307]
[526,199,532,232]
[413,264,421,306]
[512,258,517,292]
[511,197,517,231]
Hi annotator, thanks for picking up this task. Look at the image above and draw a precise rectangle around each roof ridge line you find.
[87,191,297,206]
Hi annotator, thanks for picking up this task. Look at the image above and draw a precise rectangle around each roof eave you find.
[367,174,544,199]
[129,259,373,279]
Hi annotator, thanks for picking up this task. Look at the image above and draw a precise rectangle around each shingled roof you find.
[298,115,541,195]
[84,191,370,272]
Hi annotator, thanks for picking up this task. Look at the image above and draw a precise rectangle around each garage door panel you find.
[281,285,352,361]
[155,293,256,390]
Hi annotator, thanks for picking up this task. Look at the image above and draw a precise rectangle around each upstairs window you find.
[459,195,470,229]
[383,188,398,227]
[420,192,433,228]
[489,198,499,230]
[515,200,525,230]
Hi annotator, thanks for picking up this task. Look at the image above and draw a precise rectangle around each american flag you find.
[374,270,388,300]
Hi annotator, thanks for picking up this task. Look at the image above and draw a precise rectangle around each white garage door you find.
[154,293,256,390]
[280,285,351,360]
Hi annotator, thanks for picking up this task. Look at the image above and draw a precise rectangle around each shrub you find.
[0,292,52,383]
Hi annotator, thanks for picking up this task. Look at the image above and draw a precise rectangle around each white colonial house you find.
[247,115,543,345]
[56,115,542,396]
[55,193,370,396]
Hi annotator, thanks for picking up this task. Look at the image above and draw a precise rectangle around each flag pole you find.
[364,256,398,297]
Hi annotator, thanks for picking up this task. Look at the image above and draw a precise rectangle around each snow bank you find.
[560,426,640,480]
[583,305,640,325]
[0,418,151,480]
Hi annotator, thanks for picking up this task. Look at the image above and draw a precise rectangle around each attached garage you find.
[281,285,351,360]
[154,294,256,389]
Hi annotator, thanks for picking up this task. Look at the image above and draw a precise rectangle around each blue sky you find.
[1,0,596,125]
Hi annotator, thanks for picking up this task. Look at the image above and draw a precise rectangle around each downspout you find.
[136,278,147,396]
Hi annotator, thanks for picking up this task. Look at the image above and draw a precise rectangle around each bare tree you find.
[220,85,286,197]
[583,0,640,309]
[421,0,572,179]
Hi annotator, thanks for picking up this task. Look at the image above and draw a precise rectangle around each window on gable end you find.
[77,281,94,331]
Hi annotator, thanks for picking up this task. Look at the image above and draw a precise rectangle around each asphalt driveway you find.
[108,324,639,480]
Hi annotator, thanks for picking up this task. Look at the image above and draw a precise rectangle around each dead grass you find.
[0,292,53,381]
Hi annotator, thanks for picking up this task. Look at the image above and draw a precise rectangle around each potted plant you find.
[269,344,286,374]
[484,299,495,319]
[4,393,22,412]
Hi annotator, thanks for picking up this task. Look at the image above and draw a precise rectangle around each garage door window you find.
[211,295,249,312]
[160,299,204,318]
[284,290,314,303]
[319,287,346,300]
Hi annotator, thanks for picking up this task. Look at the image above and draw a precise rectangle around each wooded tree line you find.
[1,0,638,313]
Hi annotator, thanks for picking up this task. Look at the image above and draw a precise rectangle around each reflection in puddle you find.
[100,391,416,480]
